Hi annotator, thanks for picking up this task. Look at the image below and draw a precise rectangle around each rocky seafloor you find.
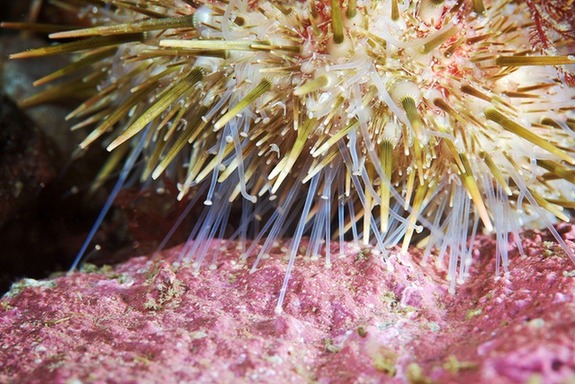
[2,225,575,384]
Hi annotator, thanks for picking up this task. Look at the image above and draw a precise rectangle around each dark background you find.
[0,0,133,294]
[0,1,213,294]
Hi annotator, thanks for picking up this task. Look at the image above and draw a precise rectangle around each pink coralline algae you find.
[2,225,575,383]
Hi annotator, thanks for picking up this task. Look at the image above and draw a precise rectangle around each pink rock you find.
[1,226,575,383]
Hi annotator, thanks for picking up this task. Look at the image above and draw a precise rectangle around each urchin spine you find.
[4,0,575,312]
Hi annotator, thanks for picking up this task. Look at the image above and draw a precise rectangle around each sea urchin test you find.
[6,0,575,311]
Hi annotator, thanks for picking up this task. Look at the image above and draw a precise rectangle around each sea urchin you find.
[5,0,575,311]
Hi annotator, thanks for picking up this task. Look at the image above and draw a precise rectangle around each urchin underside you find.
[7,0,575,311]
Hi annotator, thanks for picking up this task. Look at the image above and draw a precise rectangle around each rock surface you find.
[1,226,575,383]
